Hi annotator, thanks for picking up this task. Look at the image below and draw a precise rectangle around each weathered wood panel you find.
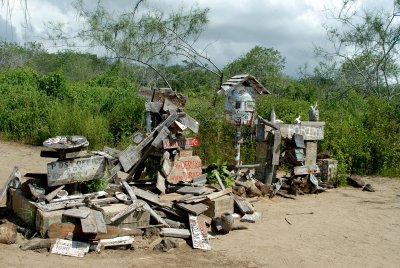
[50,239,90,257]
[63,208,90,219]
[305,141,318,165]
[279,121,325,141]
[47,156,106,186]
[109,200,145,223]
[293,164,320,176]
[177,114,199,133]
[0,166,20,202]
[162,137,199,149]
[167,156,202,183]
[189,214,210,250]
[160,228,191,238]
[80,210,107,234]
[98,236,134,248]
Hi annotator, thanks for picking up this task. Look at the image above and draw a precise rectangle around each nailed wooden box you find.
[201,195,234,218]
[8,189,150,235]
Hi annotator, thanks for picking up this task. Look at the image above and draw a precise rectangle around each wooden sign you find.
[189,214,211,250]
[98,236,134,248]
[163,137,199,149]
[279,121,325,141]
[167,156,202,183]
[50,239,90,257]
[47,155,106,186]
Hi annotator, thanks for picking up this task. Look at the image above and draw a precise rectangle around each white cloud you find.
[0,0,395,77]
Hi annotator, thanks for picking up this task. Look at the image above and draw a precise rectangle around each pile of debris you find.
[0,87,264,257]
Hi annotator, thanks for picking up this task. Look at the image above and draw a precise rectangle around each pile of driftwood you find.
[0,88,263,257]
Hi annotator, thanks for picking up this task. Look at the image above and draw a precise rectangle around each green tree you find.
[47,0,222,89]
[316,0,400,100]
[223,46,286,91]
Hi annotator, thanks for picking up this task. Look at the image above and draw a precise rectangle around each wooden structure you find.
[255,118,325,185]
[220,74,270,166]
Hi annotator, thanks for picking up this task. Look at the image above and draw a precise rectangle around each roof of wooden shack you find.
[219,74,271,95]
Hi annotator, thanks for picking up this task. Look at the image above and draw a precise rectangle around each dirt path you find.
[0,140,399,267]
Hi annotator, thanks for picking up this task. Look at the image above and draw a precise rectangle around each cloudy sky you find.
[0,0,390,77]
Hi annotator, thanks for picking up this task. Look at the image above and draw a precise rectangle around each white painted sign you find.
[47,155,106,186]
[99,236,134,248]
[279,122,325,141]
[50,239,90,257]
[189,214,211,250]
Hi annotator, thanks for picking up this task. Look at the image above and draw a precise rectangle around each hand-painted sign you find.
[167,156,202,183]
[163,137,199,149]
[189,214,211,250]
[47,155,106,186]
[50,239,90,257]
[279,121,325,141]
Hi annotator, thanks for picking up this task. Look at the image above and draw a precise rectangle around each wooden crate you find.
[318,159,338,182]
[202,195,234,218]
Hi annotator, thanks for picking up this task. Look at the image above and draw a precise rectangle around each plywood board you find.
[47,155,106,186]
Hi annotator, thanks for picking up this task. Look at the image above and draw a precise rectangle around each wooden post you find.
[234,125,241,168]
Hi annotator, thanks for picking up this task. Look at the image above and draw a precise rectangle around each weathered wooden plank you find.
[121,181,137,201]
[65,150,90,159]
[63,208,91,219]
[279,122,325,141]
[132,187,162,206]
[272,130,281,165]
[167,156,202,183]
[36,199,85,212]
[50,239,90,258]
[163,98,178,112]
[233,195,255,214]
[177,113,199,134]
[47,155,106,187]
[45,185,65,202]
[47,223,143,240]
[80,210,107,234]
[179,149,193,158]
[176,186,206,196]
[206,188,232,201]
[99,236,134,248]
[162,137,199,149]
[119,112,178,172]
[149,101,163,113]
[214,172,226,190]
[118,145,141,172]
[109,200,145,223]
[160,228,191,238]
[241,211,262,223]
[293,164,320,176]
[189,214,210,250]
[143,203,169,227]
[161,158,172,177]
[176,203,209,216]
[0,166,20,202]
[151,127,171,149]
[305,141,318,165]
[156,172,166,194]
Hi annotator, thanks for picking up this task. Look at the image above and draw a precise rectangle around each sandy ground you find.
[0,140,400,268]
